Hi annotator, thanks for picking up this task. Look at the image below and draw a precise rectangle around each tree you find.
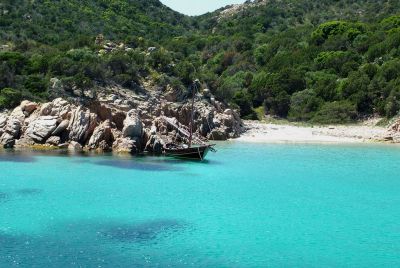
[174,61,195,86]
[0,88,22,109]
[24,75,48,95]
[265,91,291,118]
[314,51,360,76]
[311,101,357,124]
[306,71,339,101]
[288,89,323,121]
[232,90,254,118]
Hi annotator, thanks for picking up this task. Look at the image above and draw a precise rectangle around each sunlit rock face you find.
[0,86,244,152]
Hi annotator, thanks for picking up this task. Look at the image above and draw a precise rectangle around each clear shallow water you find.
[0,142,400,267]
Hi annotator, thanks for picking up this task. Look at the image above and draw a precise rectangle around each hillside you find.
[2,0,400,125]
[186,0,400,123]
[0,0,192,45]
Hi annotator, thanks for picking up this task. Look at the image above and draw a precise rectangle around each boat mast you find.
[188,80,197,148]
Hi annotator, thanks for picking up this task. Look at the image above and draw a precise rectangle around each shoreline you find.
[235,120,389,144]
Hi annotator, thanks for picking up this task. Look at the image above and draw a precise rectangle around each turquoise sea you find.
[0,142,400,267]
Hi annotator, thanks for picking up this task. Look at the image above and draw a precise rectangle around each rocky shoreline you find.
[3,87,400,152]
[0,88,244,154]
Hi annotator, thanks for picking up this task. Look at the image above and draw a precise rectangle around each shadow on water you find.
[94,159,181,171]
[0,149,222,167]
[146,157,224,167]
[15,188,43,196]
[0,231,140,268]
[0,151,36,163]
[99,219,187,243]
[0,192,8,202]
[0,219,230,267]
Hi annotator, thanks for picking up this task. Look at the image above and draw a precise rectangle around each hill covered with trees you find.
[2,0,400,124]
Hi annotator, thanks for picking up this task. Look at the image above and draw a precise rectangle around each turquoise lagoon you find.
[0,142,399,267]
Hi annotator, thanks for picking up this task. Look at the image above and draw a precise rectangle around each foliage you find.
[311,101,357,124]
[288,90,323,121]
[0,88,22,109]
[2,0,400,124]
[232,89,255,119]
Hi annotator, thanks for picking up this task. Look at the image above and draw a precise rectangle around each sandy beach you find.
[237,120,388,144]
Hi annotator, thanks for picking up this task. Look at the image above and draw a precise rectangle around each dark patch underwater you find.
[94,159,180,171]
[99,219,187,243]
[0,192,8,202]
[0,231,137,268]
[0,154,36,163]
[15,188,43,196]
[0,219,210,268]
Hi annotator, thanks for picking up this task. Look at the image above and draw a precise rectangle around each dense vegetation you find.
[2,0,400,124]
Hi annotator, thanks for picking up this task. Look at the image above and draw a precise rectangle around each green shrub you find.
[24,75,48,95]
[311,101,357,124]
[0,88,22,109]
[232,89,255,118]
[265,91,291,118]
[288,89,323,121]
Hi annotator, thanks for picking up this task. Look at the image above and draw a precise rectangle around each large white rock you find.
[0,132,15,148]
[25,116,58,143]
[9,106,26,123]
[3,118,21,138]
[68,107,97,144]
[88,120,112,149]
[122,110,143,138]
[0,118,21,148]
[40,98,71,119]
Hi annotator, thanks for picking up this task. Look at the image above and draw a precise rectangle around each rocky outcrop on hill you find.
[217,0,267,22]
[0,87,244,153]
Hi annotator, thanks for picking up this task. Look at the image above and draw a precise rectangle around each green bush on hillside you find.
[311,101,357,124]
[0,88,22,109]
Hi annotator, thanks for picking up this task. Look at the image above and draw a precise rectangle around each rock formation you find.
[25,116,58,143]
[386,118,400,142]
[0,85,244,153]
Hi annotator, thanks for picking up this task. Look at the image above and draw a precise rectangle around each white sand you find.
[236,121,388,144]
